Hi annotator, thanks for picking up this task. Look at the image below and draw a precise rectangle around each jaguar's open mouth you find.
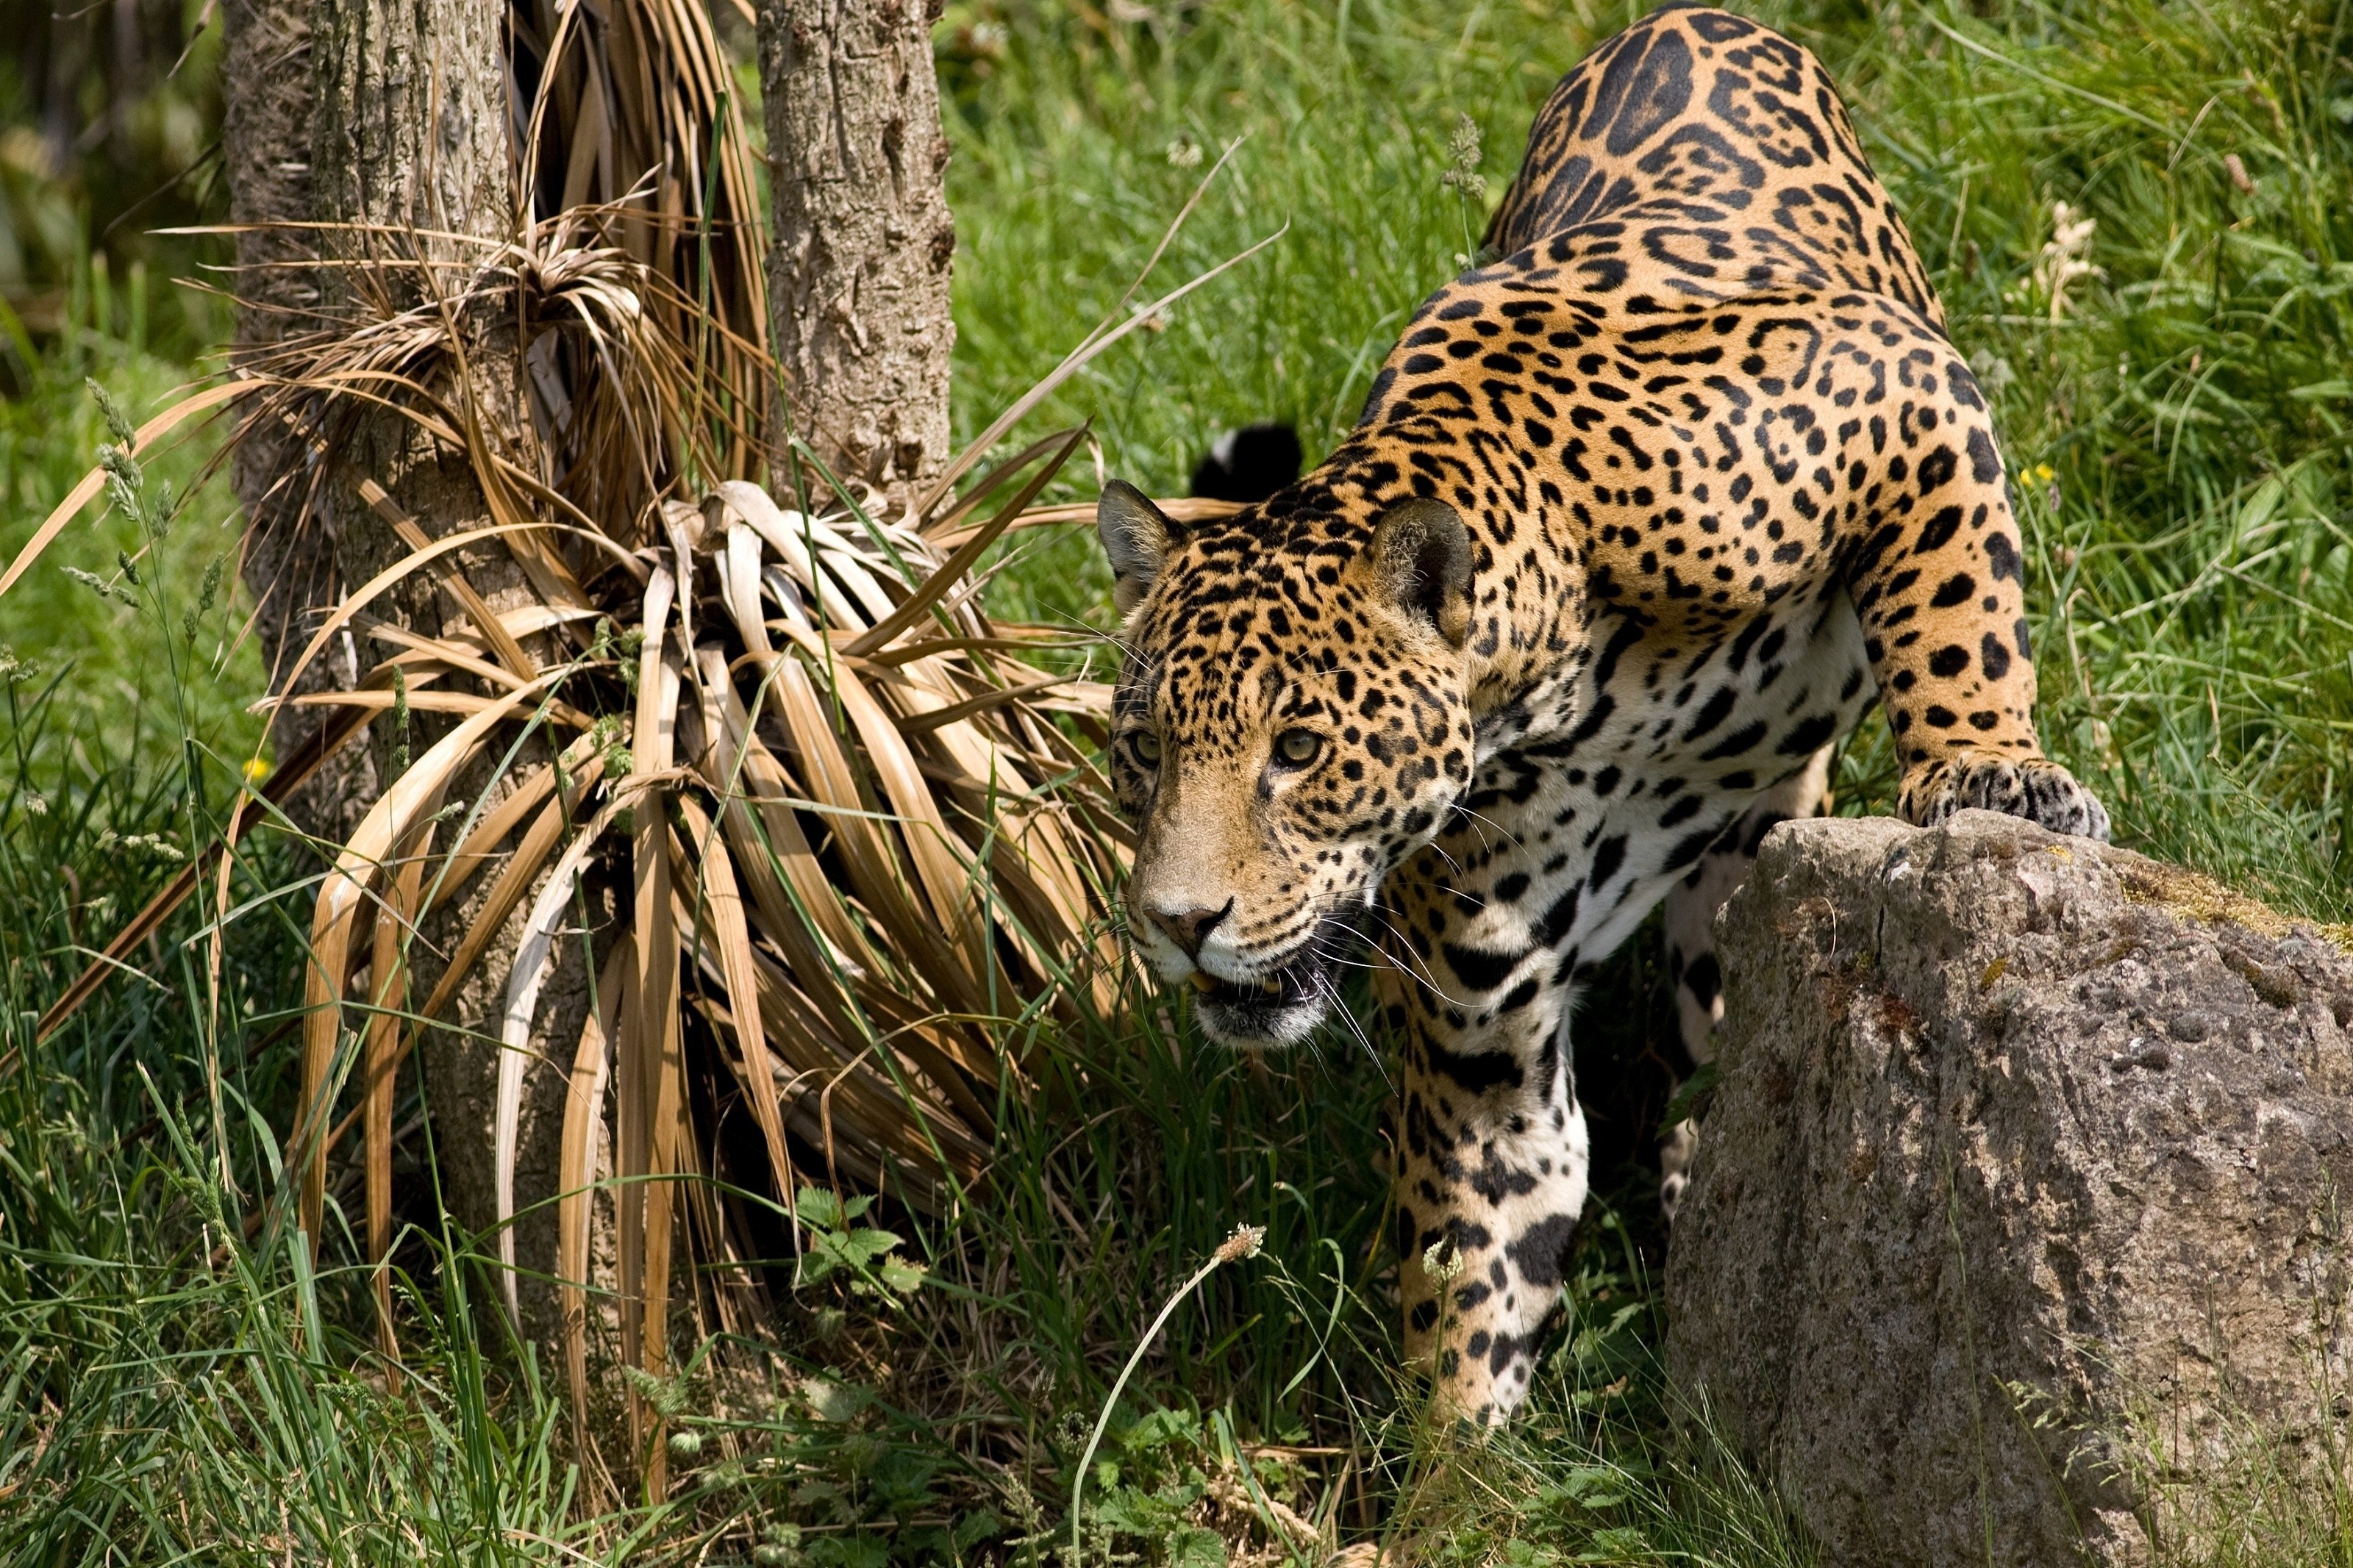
[1184,919,1365,1048]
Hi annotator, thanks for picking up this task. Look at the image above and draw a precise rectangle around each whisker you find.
[1318,970,1393,1090]
[1442,801,1529,856]
[1359,909,1468,1006]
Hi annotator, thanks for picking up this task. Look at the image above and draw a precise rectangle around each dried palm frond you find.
[263,409,1135,1490]
[510,0,767,512]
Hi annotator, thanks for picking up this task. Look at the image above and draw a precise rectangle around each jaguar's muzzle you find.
[1186,914,1369,1048]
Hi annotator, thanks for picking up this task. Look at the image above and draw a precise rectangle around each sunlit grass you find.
[0,272,262,771]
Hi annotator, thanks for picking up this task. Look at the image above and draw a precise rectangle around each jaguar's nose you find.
[1146,900,1232,959]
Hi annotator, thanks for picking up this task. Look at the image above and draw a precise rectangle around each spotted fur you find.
[1096,1,2109,1423]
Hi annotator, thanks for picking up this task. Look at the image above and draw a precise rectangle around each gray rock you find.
[1665,809,2353,1566]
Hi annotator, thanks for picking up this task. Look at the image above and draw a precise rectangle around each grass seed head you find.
[1217,1224,1268,1264]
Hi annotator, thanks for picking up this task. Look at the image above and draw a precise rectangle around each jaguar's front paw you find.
[1899,753,2111,842]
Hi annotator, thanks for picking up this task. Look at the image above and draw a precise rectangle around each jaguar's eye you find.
[1274,728,1324,767]
[1129,730,1163,767]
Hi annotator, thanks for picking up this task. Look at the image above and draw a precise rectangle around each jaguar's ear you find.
[1097,481,1176,615]
[1369,495,1474,648]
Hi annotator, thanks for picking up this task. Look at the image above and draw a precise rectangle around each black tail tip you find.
[1189,423,1304,504]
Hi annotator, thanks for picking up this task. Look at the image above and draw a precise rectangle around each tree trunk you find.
[308,0,595,1361]
[761,0,957,504]
[302,0,520,662]
[223,0,588,1358]
[222,0,374,843]
[221,0,516,840]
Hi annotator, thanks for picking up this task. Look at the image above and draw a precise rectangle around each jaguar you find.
[1096,0,2110,1422]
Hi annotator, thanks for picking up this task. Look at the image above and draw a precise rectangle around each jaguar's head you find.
[1096,481,1478,1047]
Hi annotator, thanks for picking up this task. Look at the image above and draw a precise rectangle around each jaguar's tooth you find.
[1263,977,1284,995]
[1188,971,1217,993]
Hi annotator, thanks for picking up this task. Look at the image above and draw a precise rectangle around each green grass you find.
[7,0,2353,1562]
[0,269,263,770]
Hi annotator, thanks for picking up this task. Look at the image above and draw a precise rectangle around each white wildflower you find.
[2033,201,2104,324]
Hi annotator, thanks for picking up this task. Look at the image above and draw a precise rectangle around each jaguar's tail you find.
[1188,423,1302,505]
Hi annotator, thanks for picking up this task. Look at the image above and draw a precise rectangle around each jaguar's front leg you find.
[1383,874,1588,1423]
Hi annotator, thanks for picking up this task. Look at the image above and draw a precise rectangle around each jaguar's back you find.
[1482,1,1939,324]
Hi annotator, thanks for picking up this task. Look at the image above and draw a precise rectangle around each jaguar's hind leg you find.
[1657,747,1834,1220]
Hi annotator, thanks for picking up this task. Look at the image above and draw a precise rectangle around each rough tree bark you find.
[221,0,515,841]
[221,0,370,842]
[304,0,515,617]
[761,0,958,503]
